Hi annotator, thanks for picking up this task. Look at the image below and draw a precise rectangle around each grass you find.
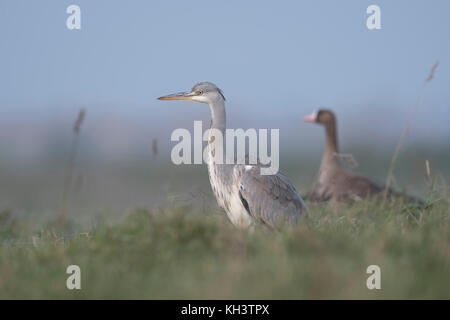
[0,197,449,299]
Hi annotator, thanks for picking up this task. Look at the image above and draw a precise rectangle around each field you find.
[1,0,449,301]
[1,140,450,299]
[0,192,449,299]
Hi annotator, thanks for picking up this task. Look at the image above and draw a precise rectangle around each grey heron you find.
[158,82,306,229]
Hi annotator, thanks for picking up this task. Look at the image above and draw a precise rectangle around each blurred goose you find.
[304,109,421,203]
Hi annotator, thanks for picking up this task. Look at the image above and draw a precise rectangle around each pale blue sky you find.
[0,0,449,157]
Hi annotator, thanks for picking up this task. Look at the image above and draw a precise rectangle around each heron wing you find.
[235,165,306,228]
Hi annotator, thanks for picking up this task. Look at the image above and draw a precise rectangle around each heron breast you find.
[207,162,252,228]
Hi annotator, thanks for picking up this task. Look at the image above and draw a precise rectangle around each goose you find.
[304,109,422,204]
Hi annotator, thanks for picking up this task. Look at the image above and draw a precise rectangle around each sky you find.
[0,0,449,160]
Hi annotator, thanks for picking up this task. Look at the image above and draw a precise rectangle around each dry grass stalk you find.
[384,61,439,199]
[60,109,86,222]
[426,61,439,82]
[425,160,431,181]
[152,138,158,156]
[333,152,359,168]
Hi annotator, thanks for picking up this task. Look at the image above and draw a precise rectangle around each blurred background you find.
[0,0,449,222]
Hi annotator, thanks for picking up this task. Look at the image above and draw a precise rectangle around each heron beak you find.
[304,111,317,123]
[157,91,195,101]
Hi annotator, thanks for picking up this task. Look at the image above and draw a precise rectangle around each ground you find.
[0,196,449,299]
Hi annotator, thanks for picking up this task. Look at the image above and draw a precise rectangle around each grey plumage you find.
[236,166,304,227]
[158,82,306,228]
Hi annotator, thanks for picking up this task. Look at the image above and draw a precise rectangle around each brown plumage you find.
[304,109,420,204]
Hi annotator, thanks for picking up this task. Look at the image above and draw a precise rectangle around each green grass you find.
[0,198,449,299]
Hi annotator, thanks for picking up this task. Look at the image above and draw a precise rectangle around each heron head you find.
[304,109,336,126]
[157,82,226,104]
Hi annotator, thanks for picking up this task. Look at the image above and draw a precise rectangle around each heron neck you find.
[208,98,226,133]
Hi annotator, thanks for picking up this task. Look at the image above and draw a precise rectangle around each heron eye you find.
[197,90,203,95]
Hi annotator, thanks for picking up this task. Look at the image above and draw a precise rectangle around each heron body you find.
[158,82,306,229]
